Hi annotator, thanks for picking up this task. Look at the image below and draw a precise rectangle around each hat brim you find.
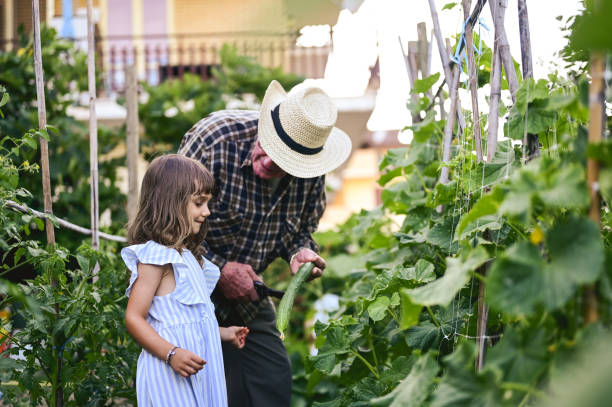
[257,81,352,178]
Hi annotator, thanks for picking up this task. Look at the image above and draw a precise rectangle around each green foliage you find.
[0,245,138,406]
[289,15,612,406]
[138,44,304,152]
[0,26,126,250]
[0,87,137,404]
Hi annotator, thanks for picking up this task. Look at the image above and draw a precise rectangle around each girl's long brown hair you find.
[128,154,214,262]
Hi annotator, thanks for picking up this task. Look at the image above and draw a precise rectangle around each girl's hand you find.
[220,326,249,349]
[169,347,206,377]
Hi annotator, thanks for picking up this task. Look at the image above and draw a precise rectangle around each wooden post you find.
[463,0,483,163]
[32,0,55,248]
[408,41,421,124]
[87,0,99,256]
[428,0,466,132]
[518,0,540,160]
[584,53,605,324]
[126,65,140,225]
[489,0,518,101]
[417,22,429,78]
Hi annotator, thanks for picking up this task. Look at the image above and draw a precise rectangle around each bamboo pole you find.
[7,200,126,242]
[487,3,503,162]
[32,0,55,247]
[87,0,99,254]
[439,63,461,185]
[584,53,605,324]
[489,0,518,101]
[126,65,140,224]
[463,0,483,163]
[427,0,466,132]
[517,0,540,160]
[517,0,533,80]
[32,2,63,405]
[475,263,489,371]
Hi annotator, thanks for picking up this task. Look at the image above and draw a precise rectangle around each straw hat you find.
[257,80,352,178]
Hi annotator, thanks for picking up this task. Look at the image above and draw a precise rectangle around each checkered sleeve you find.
[283,175,326,261]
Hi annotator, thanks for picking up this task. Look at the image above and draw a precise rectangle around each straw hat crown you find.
[258,80,351,178]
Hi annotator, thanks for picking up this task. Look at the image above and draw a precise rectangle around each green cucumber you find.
[276,262,315,337]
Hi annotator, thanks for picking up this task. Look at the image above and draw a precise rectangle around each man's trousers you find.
[220,301,292,407]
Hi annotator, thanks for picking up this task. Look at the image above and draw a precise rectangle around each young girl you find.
[123,154,248,406]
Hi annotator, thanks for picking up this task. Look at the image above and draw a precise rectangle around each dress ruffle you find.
[121,241,206,305]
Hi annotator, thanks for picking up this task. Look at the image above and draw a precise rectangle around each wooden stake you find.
[428,0,466,132]
[87,0,99,255]
[439,63,461,185]
[408,41,422,124]
[487,4,503,162]
[126,65,140,224]
[463,0,483,163]
[489,0,518,101]
[584,53,605,324]
[517,0,533,79]
[417,22,429,78]
[474,263,489,371]
[518,0,540,160]
[33,2,63,404]
[32,0,55,247]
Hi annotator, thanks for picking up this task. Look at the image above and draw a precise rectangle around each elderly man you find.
[178,80,351,406]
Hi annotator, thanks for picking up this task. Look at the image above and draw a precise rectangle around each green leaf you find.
[431,342,509,407]
[412,72,441,94]
[486,326,549,385]
[399,292,422,330]
[404,247,489,307]
[456,188,505,239]
[405,322,442,351]
[538,164,589,209]
[488,217,604,315]
[368,295,390,322]
[371,355,438,407]
[0,92,9,107]
[442,2,457,11]
[36,129,50,141]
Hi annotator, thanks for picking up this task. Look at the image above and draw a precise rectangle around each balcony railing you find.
[2,31,332,94]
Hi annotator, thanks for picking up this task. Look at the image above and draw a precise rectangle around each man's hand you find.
[218,262,262,302]
[290,248,326,280]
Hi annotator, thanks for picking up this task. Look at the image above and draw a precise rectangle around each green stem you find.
[470,271,487,283]
[413,165,429,191]
[350,349,380,379]
[387,308,399,324]
[427,306,440,327]
[506,221,529,240]
[500,382,548,399]
[367,334,379,369]
[0,256,35,278]
[0,295,13,309]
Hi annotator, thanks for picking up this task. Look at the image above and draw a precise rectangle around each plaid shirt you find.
[178,110,326,324]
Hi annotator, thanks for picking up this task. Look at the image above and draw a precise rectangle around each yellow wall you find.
[173,0,288,35]
[319,148,383,230]
[54,0,100,16]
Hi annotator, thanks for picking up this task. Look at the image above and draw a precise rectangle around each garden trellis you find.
[22,0,130,247]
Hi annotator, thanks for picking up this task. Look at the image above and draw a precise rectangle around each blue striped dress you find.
[122,240,228,406]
